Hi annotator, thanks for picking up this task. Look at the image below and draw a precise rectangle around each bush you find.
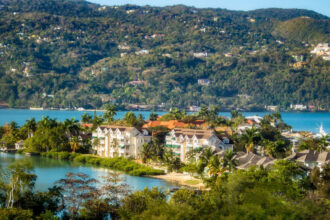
[41,152,164,176]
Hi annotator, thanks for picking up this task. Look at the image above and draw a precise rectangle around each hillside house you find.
[135,49,149,55]
[129,80,145,86]
[265,105,278,111]
[165,128,233,162]
[92,125,151,158]
[198,79,210,86]
[311,43,330,55]
[15,140,25,150]
[193,52,208,58]
[290,104,307,111]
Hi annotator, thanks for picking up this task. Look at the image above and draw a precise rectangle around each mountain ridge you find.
[0,0,329,110]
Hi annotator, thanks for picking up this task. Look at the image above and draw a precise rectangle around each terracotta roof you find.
[143,120,197,130]
[81,123,93,128]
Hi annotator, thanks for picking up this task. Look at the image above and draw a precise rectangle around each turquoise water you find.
[0,109,329,133]
[0,152,175,192]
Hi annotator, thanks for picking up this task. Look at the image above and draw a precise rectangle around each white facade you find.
[165,128,233,162]
[92,125,151,158]
[15,140,25,150]
[290,104,307,111]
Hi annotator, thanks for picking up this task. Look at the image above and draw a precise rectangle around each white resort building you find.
[165,128,233,162]
[92,125,151,158]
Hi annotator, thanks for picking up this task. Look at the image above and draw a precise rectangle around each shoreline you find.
[150,172,205,189]
[0,107,329,113]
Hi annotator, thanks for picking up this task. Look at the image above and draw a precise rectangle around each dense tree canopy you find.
[0,0,329,110]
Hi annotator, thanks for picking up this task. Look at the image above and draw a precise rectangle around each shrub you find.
[41,152,164,176]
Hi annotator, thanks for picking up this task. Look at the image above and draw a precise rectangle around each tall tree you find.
[25,118,36,138]
[104,104,117,124]
[55,172,98,219]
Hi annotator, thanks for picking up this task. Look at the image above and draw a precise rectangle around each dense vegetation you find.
[0,158,329,219]
[0,107,329,218]
[41,152,164,176]
[0,0,329,110]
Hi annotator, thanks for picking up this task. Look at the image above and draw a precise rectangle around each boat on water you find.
[314,123,328,138]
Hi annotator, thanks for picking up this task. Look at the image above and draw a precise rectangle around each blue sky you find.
[89,0,330,17]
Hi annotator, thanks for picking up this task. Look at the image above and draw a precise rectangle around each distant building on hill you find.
[129,80,145,86]
[198,79,210,86]
[135,49,149,55]
[311,43,330,61]
[265,105,278,111]
[290,104,307,111]
[189,106,201,112]
[193,52,208,58]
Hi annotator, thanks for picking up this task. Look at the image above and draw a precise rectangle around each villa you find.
[15,140,25,150]
[165,128,233,162]
[92,125,152,159]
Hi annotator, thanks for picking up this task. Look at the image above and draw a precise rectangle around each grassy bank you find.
[41,152,164,176]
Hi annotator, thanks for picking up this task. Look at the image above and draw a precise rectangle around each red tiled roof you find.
[81,123,93,128]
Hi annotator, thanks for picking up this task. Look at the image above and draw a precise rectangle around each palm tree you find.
[69,136,80,153]
[81,113,92,123]
[207,155,223,177]
[140,143,153,163]
[198,105,209,120]
[104,104,117,124]
[209,105,220,121]
[197,147,216,175]
[240,126,260,153]
[123,112,137,126]
[149,112,158,121]
[221,150,237,172]
[64,118,80,136]
[316,134,329,152]
[25,118,37,138]
[38,116,57,130]
[170,108,185,120]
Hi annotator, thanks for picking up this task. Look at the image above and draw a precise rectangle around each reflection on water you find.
[0,152,175,192]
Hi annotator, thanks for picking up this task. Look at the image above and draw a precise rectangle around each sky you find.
[89,0,330,17]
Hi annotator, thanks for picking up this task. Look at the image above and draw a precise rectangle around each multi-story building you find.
[92,125,151,158]
[165,128,233,162]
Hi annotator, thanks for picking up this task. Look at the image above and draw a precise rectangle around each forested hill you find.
[0,0,329,111]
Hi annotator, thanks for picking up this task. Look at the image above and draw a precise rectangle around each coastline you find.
[150,172,205,189]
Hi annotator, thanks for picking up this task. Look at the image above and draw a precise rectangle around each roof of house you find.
[81,123,93,128]
[171,128,215,139]
[16,140,24,145]
[234,152,276,169]
[99,125,135,132]
[143,120,204,130]
[287,150,330,164]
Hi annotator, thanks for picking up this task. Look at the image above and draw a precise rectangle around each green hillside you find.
[0,0,329,110]
[273,17,330,43]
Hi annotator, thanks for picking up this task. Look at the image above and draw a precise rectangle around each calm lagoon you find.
[0,152,175,192]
